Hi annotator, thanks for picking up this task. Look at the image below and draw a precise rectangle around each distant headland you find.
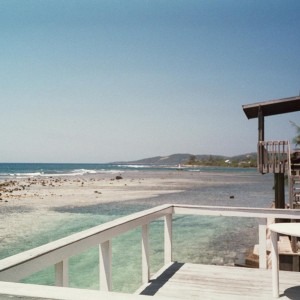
[115,153,257,168]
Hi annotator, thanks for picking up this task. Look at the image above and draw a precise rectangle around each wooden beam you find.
[243,96,300,119]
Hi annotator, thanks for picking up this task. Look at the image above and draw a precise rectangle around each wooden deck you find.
[137,263,300,300]
[0,263,300,299]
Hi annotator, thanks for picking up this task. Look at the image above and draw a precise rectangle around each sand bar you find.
[0,171,204,249]
[0,170,258,256]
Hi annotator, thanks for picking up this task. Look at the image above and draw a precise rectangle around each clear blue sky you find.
[1,0,299,163]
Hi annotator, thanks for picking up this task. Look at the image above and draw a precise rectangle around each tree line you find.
[185,155,257,168]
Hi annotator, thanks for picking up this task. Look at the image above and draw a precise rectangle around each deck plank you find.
[139,262,300,299]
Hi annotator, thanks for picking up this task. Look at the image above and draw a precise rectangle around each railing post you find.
[271,230,279,297]
[164,214,172,265]
[142,224,150,284]
[99,240,112,291]
[259,221,267,269]
[55,259,69,287]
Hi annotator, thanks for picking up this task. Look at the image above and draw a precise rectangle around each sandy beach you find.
[0,169,272,260]
[0,171,208,248]
[0,171,207,208]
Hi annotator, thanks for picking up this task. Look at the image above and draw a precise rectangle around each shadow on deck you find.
[140,262,184,296]
[138,262,300,300]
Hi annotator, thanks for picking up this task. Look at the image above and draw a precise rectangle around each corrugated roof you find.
[242,96,300,119]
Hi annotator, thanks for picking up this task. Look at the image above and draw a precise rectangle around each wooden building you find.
[243,96,300,209]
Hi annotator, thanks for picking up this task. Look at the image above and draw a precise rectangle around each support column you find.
[258,107,265,173]
[258,106,264,142]
[274,173,285,209]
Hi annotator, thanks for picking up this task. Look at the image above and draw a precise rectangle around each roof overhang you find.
[242,96,300,119]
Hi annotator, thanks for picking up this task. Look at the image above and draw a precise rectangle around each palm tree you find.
[290,121,300,147]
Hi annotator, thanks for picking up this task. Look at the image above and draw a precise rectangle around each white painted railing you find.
[1,204,300,299]
[0,204,173,287]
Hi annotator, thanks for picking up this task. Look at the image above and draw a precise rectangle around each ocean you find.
[0,163,276,293]
[0,162,256,178]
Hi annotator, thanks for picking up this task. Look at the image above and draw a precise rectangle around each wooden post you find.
[55,259,69,287]
[258,107,265,173]
[292,255,299,272]
[164,214,172,265]
[99,240,112,291]
[274,173,285,209]
[142,224,150,284]
[259,222,267,269]
[258,106,264,142]
[289,175,294,209]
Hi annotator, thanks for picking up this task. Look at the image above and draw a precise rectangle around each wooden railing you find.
[0,204,173,287]
[1,204,300,299]
[258,141,289,174]
[289,149,300,208]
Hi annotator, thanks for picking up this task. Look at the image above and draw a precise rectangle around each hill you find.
[116,152,257,166]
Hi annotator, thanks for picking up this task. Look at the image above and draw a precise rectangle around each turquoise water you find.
[17,213,259,293]
[0,167,275,293]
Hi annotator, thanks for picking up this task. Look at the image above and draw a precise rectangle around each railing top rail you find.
[258,140,289,144]
[172,204,300,219]
[0,281,171,300]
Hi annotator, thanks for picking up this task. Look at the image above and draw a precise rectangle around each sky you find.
[0,0,300,163]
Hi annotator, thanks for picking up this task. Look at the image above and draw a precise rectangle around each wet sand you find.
[0,171,210,248]
[0,171,206,208]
